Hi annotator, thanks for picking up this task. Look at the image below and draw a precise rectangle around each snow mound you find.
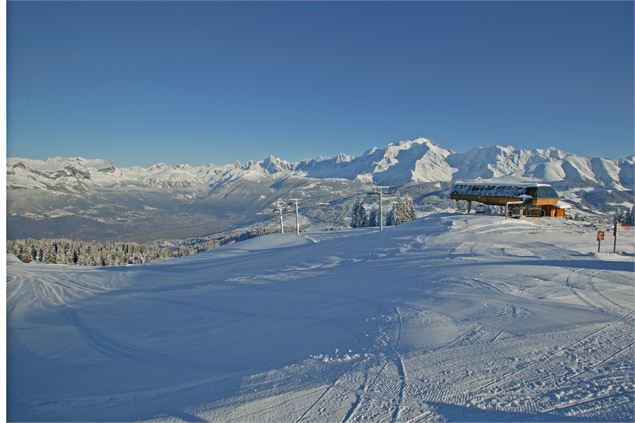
[226,233,315,251]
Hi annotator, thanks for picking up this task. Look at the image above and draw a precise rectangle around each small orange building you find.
[450,182,571,217]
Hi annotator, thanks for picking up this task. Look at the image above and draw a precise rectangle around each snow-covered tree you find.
[387,196,416,226]
[351,200,368,228]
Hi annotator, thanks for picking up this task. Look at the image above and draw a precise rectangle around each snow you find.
[527,160,567,182]
[590,158,628,190]
[555,200,573,209]
[7,214,635,421]
[225,233,315,251]
[448,145,525,179]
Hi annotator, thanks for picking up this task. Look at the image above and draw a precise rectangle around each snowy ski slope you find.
[7,214,635,422]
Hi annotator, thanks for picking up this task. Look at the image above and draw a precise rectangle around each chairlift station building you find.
[450,182,571,217]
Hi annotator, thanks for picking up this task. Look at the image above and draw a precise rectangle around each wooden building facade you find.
[450,182,571,217]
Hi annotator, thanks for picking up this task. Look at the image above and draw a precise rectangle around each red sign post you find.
[596,230,605,252]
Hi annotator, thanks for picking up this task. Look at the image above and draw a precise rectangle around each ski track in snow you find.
[391,307,407,423]
[7,214,635,422]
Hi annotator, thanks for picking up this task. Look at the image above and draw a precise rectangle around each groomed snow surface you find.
[7,214,635,422]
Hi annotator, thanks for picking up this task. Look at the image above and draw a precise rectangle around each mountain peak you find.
[412,136,436,145]
[260,155,294,174]
[335,153,354,163]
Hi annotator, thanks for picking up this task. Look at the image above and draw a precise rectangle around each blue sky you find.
[7,1,634,166]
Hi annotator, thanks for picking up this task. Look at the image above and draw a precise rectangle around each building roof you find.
[452,181,553,187]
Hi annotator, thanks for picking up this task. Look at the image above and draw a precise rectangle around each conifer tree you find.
[350,200,368,228]
[385,207,395,226]
[367,208,378,227]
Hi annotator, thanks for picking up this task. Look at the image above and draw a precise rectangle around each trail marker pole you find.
[613,220,618,254]
[289,199,301,235]
[366,186,390,230]
[280,209,284,234]
[274,202,285,234]
[379,188,384,231]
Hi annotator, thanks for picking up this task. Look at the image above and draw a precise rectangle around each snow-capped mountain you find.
[260,155,295,174]
[7,138,634,192]
[447,145,634,190]
[7,137,634,241]
[295,138,454,185]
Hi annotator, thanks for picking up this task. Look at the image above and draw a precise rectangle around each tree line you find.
[7,238,214,266]
[7,226,280,267]
[351,196,417,228]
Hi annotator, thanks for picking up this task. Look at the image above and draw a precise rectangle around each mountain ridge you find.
[7,137,634,241]
[8,137,634,191]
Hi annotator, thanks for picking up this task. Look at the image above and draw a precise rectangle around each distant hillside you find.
[7,137,633,241]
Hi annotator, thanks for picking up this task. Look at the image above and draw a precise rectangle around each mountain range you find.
[7,137,634,241]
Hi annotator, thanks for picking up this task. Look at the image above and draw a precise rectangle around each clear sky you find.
[7,1,634,166]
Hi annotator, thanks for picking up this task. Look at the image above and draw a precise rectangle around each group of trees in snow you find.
[351,196,417,228]
[350,201,368,228]
[6,238,214,266]
[7,225,281,267]
[614,206,635,225]
[386,196,417,225]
